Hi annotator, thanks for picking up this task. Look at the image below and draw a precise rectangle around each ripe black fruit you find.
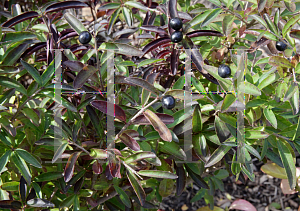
[276,41,287,51]
[169,17,183,31]
[162,95,176,109]
[218,64,231,78]
[79,31,92,44]
[171,31,183,43]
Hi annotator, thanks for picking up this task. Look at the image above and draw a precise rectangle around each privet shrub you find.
[0,0,300,210]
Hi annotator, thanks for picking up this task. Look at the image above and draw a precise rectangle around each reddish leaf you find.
[137,34,155,39]
[132,113,174,125]
[229,199,257,211]
[142,37,171,56]
[63,61,84,72]
[64,152,82,182]
[21,42,46,59]
[123,129,140,137]
[45,1,89,13]
[2,11,39,28]
[109,156,122,178]
[143,109,172,142]
[59,31,78,41]
[92,160,103,174]
[171,48,179,75]
[186,30,224,38]
[250,37,270,53]
[156,50,171,59]
[140,25,168,35]
[73,66,98,88]
[119,133,140,151]
[91,100,127,123]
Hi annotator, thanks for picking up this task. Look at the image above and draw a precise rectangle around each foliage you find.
[0,0,300,210]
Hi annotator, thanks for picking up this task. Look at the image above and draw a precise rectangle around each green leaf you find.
[123,6,133,27]
[1,181,19,191]
[263,13,279,36]
[1,32,36,44]
[11,152,31,185]
[125,1,153,11]
[99,42,143,57]
[263,108,277,129]
[159,141,187,160]
[205,142,232,168]
[185,164,209,189]
[261,162,287,179]
[277,140,296,189]
[124,152,156,164]
[126,169,146,206]
[20,60,42,86]
[90,148,107,159]
[245,145,261,160]
[98,2,121,10]
[52,142,68,163]
[0,76,27,95]
[0,133,12,147]
[34,172,63,182]
[0,150,11,173]
[221,94,236,112]
[269,56,293,69]
[15,148,42,168]
[192,104,202,133]
[137,59,164,68]
[41,59,58,86]
[284,82,297,102]
[59,194,76,208]
[73,66,98,89]
[282,14,300,38]
[32,182,42,198]
[245,130,269,139]
[1,42,28,66]
[108,7,121,35]
[222,15,234,36]
[201,8,222,27]
[249,15,268,29]
[188,10,212,28]
[243,82,261,96]
[138,170,178,179]
[114,185,131,208]
[64,13,87,34]
[257,73,279,90]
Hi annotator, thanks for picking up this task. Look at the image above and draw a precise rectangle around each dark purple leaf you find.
[92,160,103,174]
[168,0,178,18]
[70,44,88,54]
[63,61,84,72]
[0,200,22,209]
[250,37,270,53]
[45,1,89,13]
[109,156,122,178]
[140,25,168,35]
[146,72,160,84]
[59,31,78,41]
[115,75,137,86]
[73,66,98,89]
[143,11,151,25]
[176,164,186,196]
[156,50,171,59]
[21,42,46,59]
[178,11,192,20]
[171,48,179,75]
[119,133,140,151]
[123,129,140,137]
[186,30,224,38]
[142,37,171,56]
[132,113,174,125]
[2,11,39,28]
[91,100,127,122]
[73,176,84,194]
[19,176,27,202]
[148,12,156,25]
[136,33,155,39]
[157,4,167,15]
[124,77,160,95]
[142,66,155,80]
[64,152,82,182]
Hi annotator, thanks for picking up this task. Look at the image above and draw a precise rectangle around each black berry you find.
[169,17,183,31]
[79,31,92,44]
[218,64,231,78]
[171,31,183,43]
[276,41,287,51]
[162,95,176,109]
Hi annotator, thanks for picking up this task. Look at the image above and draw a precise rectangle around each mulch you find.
[159,159,300,211]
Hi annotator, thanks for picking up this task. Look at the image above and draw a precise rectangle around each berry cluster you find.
[169,17,183,43]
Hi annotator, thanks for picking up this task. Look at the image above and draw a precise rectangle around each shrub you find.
[0,0,300,210]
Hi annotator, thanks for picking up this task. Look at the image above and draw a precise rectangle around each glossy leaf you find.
[244,82,261,96]
[119,132,140,151]
[142,37,171,56]
[0,150,11,174]
[159,141,186,160]
[1,32,36,44]
[192,104,202,133]
[2,42,28,66]
[202,8,222,27]
[90,148,107,159]
[35,172,63,182]
[64,13,86,35]
[185,164,209,189]
[64,152,81,182]
[0,200,22,209]
[91,100,127,122]
[11,152,31,185]
[1,181,19,191]
[137,58,164,68]
[114,185,131,208]
[73,66,98,89]
[27,198,55,208]
[282,14,300,38]
[108,7,121,35]
[261,162,287,179]
[263,13,278,36]
[205,141,233,168]
[2,11,39,28]
[143,109,172,142]
[45,1,88,13]
[263,108,277,129]
[15,148,42,168]
[59,194,76,208]
[125,1,152,11]
[125,152,156,164]
[277,140,296,189]
[52,142,68,163]
[138,170,178,179]
[176,165,186,196]
[132,113,174,125]
[99,42,144,57]
[92,160,103,174]
[126,169,146,206]
[123,6,133,27]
